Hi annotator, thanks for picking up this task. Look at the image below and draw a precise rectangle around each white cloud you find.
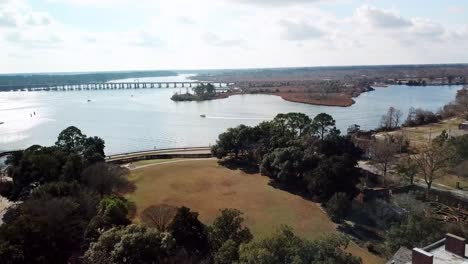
[279,20,324,41]
[1,1,468,73]
[354,5,412,29]
[203,32,244,47]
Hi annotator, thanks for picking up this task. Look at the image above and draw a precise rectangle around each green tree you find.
[213,239,239,264]
[272,113,312,140]
[0,197,88,264]
[312,113,336,141]
[386,213,445,252]
[239,226,361,264]
[83,225,178,264]
[209,208,253,262]
[211,125,256,159]
[55,126,87,152]
[304,155,360,201]
[260,146,318,189]
[168,206,210,258]
[325,192,351,223]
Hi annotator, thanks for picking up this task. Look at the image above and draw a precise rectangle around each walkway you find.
[106,147,212,163]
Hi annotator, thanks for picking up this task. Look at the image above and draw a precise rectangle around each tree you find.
[380,107,403,131]
[211,125,256,159]
[209,208,253,263]
[325,192,351,223]
[168,207,210,258]
[0,197,89,264]
[61,153,84,182]
[5,145,65,200]
[395,155,418,185]
[386,213,445,252]
[311,113,336,141]
[55,126,87,152]
[305,155,360,202]
[414,142,456,194]
[260,147,317,189]
[239,226,361,264]
[83,136,106,163]
[83,225,178,264]
[455,88,468,120]
[85,196,131,243]
[81,163,129,197]
[213,239,239,264]
[193,85,206,97]
[272,113,312,140]
[141,204,178,231]
[369,138,399,186]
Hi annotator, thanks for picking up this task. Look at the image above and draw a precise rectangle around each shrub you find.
[325,193,351,222]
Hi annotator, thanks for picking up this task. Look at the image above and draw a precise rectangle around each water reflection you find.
[0,75,461,154]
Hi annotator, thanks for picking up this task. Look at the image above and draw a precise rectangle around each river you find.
[0,74,461,154]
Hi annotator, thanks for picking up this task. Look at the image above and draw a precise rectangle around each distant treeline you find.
[196,63,468,82]
[0,70,177,87]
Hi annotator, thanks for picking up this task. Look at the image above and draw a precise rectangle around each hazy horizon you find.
[2,62,468,76]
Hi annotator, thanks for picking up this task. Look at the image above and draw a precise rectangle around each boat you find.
[200,115,206,118]
[87,99,92,102]
[0,122,4,125]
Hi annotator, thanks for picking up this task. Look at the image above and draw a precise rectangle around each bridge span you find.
[0,82,236,92]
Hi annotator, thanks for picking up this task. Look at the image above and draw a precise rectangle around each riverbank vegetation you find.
[171,83,221,102]
[0,71,177,90]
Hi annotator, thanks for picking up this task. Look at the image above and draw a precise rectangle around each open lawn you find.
[384,118,467,148]
[126,159,384,264]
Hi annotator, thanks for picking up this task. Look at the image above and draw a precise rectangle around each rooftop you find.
[388,234,468,264]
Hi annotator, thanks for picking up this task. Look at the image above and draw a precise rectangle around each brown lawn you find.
[126,159,384,264]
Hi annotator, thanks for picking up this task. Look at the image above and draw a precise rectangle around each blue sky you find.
[1,0,468,73]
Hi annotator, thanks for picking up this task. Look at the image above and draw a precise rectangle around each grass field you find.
[126,159,384,264]
[385,118,466,147]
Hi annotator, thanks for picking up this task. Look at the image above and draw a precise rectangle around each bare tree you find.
[141,204,178,231]
[455,88,468,120]
[370,137,399,186]
[395,154,418,185]
[380,107,403,131]
[414,142,455,195]
[81,163,129,197]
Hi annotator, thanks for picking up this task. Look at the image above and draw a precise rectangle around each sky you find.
[0,0,468,73]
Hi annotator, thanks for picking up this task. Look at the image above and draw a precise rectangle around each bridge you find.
[0,82,236,92]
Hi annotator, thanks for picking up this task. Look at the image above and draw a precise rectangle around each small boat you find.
[0,122,4,125]
[87,99,92,102]
[200,115,206,118]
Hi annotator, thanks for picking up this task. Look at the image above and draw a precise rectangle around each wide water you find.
[0,74,461,154]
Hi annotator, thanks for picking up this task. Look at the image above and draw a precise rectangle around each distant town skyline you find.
[1,0,468,73]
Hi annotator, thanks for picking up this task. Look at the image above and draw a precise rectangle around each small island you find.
[171,83,232,102]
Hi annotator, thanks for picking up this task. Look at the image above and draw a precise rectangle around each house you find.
[387,233,467,264]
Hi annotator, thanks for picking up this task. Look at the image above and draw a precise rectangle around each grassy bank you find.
[125,159,384,264]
